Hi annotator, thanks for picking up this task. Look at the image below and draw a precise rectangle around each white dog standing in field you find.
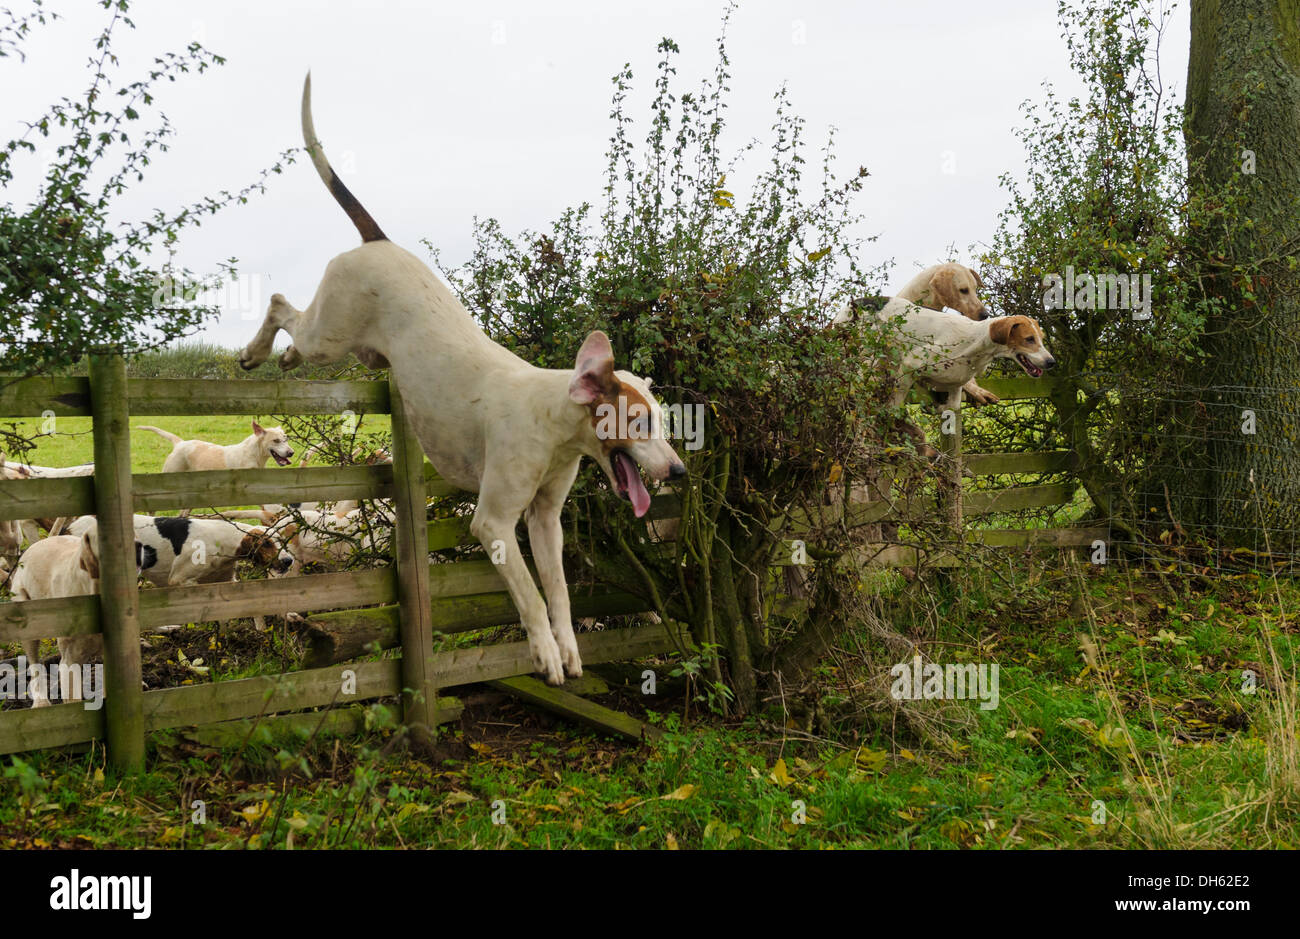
[237,74,686,685]
[135,422,295,472]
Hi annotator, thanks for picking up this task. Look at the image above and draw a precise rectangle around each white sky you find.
[1,0,1190,348]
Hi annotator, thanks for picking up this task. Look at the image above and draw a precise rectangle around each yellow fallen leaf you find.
[855,747,888,772]
[666,832,679,850]
[769,758,795,788]
[238,800,269,824]
[661,784,697,801]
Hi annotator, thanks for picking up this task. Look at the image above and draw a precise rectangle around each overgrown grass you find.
[3,561,1295,849]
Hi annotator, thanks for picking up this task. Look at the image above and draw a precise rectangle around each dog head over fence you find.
[567,330,687,518]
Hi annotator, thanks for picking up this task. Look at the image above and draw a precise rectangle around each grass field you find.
[2,564,1296,849]
[3,414,392,478]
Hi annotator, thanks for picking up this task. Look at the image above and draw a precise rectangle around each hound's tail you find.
[135,425,183,445]
[301,72,388,243]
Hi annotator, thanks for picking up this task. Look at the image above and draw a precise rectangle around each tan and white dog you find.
[262,506,386,575]
[12,524,156,706]
[136,422,295,472]
[892,262,990,321]
[892,263,1005,407]
[878,298,1056,456]
[839,262,1000,404]
[237,75,686,685]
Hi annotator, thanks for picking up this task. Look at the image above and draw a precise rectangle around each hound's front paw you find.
[278,346,303,370]
[530,632,566,686]
[238,347,263,371]
[555,631,583,679]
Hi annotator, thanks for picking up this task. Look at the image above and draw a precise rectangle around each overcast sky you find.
[2,0,1190,349]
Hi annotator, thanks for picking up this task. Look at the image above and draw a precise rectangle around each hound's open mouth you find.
[273,453,293,466]
[1016,354,1044,379]
[611,449,652,518]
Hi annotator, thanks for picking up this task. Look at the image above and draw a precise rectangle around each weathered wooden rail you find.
[0,362,681,767]
[864,373,1101,563]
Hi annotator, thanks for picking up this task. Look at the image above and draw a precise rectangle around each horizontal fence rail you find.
[0,623,687,756]
[0,463,462,522]
[0,377,391,417]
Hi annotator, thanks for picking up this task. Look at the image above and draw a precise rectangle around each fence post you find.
[388,380,438,740]
[939,402,963,538]
[88,355,144,773]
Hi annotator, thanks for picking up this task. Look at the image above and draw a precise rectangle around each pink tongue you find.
[616,452,652,518]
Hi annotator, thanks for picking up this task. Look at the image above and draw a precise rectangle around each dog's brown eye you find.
[960,288,969,294]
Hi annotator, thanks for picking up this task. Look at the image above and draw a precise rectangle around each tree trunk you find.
[712,515,757,714]
[1187,0,1300,549]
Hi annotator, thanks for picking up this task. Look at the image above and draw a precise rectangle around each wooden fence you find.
[841,373,1105,567]
[0,364,1100,770]
[0,359,683,770]
[638,373,1104,571]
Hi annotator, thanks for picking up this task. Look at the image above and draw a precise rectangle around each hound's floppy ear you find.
[989,317,1014,345]
[252,421,265,436]
[569,330,618,405]
[928,267,955,306]
[78,532,100,580]
[968,266,983,289]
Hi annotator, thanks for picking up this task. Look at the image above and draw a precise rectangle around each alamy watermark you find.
[49,869,151,919]
[0,656,104,709]
[889,654,999,710]
[151,272,264,321]
[1041,265,1152,320]
[594,397,706,451]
